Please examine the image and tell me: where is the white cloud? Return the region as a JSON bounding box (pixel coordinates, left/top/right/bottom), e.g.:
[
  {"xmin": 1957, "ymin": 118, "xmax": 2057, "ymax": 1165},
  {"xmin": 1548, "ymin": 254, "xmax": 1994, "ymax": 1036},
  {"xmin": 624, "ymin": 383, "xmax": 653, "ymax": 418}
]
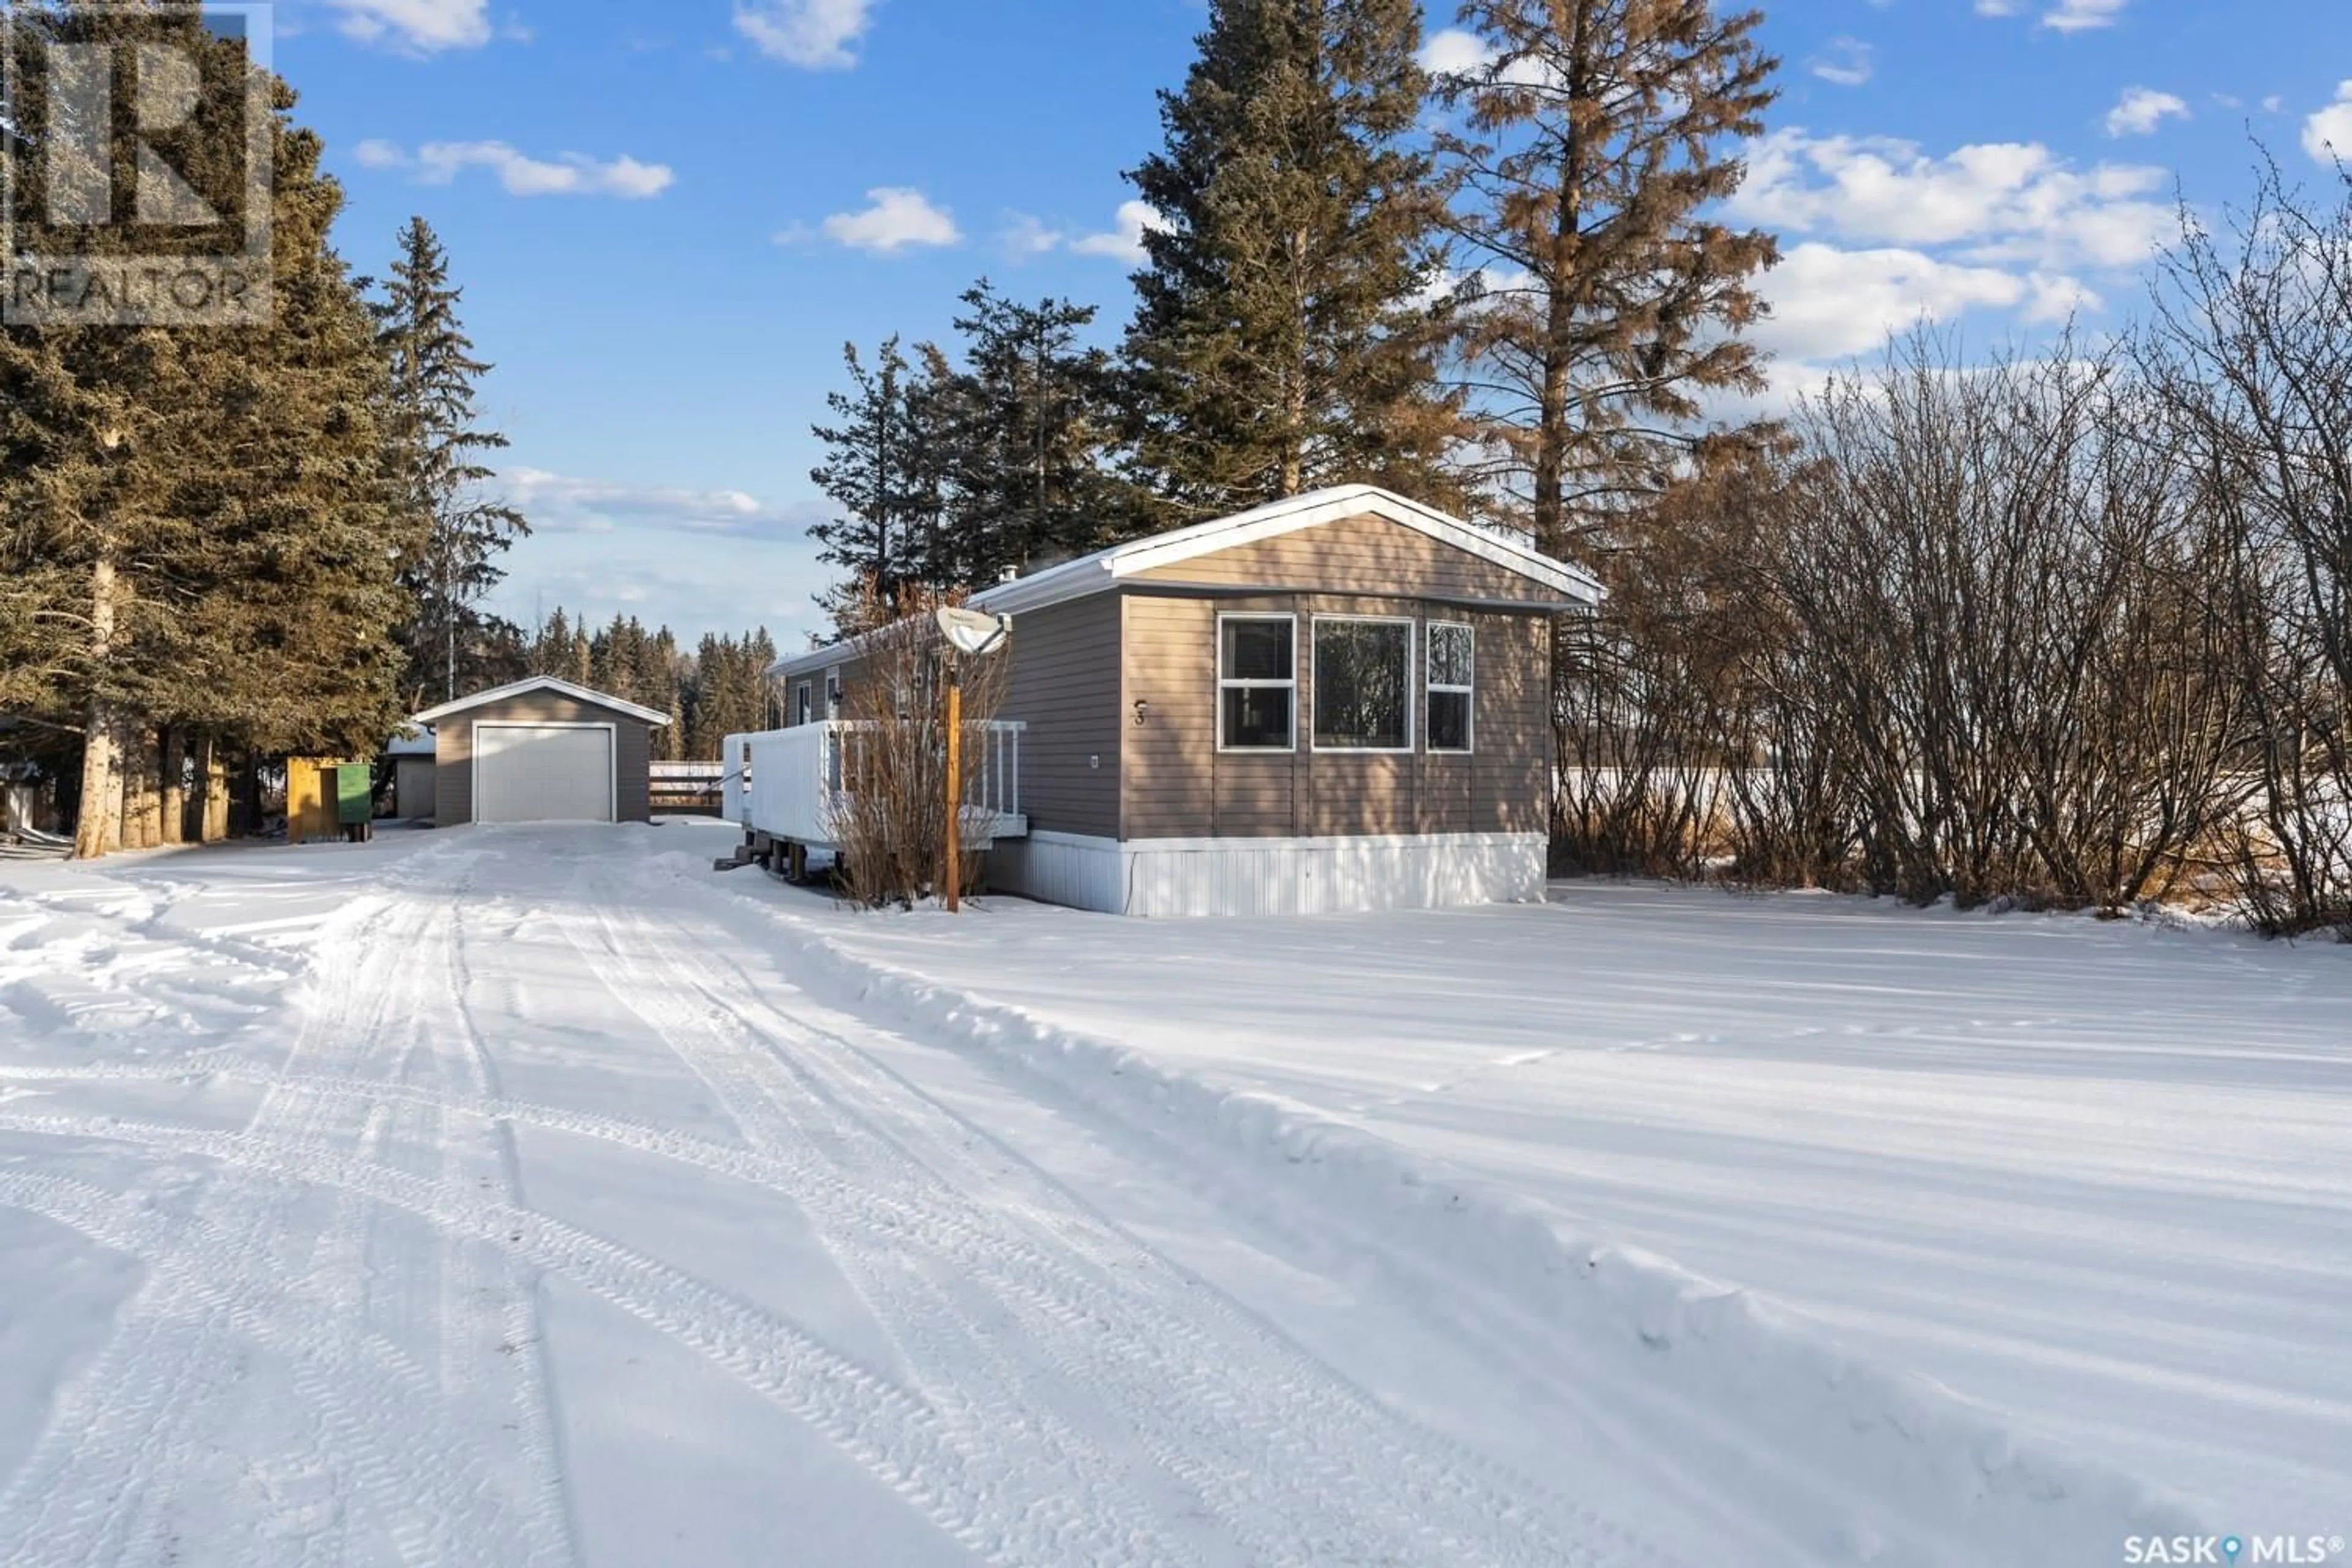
[
  {"xmin": 991, "ymin": 201, "xmax": 1169, "ymax": 264},
  {"xmin": 2042, "ymin": 0, "xmax": 2127, "ymax": 30},
  {"xmin": 361, "ymin": 141, "xmax": 676, "ymax": 199},
  {"xmin": 820, "ymin": 187, "xmax": 961, "ymax": 252},
  {"xmin": 1417, "ymin": 28, "xmax": 1493, "ymax": 78},
  {"xmin": 1809, "ymin": 37, "xmax": 1874, "ymax": 89},
  {"xmin": 1000, "ymin": 214, "xmax": 1065, "ymax": 256},
  {"xmin": 1754, "ymin": 243, "xmax": 2034, "ymax": 361},
  {"xmin": 1413, "ymin": 26, "xmax": 1558, "ymax": 89},
  {"xmin": 2105, "ymin": 86, "xmax": 2188, "ymax": 137},
  {"xmin": 2304, "ymin": 82, "xmax": 2352, "ymax": 165},
  {"xmin": 1071, "ymin": 200, "xmax": 1169, "ymax": 263},
  {"xmin": 1728, "ymin": 128, "xmax": 2175, "ymax": 271},
  {"xmin": 1975, "ymin": 0, "xmax": 2128, "ymax": 29},
  {"xmin": 2262, "ymin": 94, "xmax": 2285, "ymax": 115},
  {"xmin": 327, "ymin": 0, "xmax": 491, "ymax": 51},
  {"xmin": 734, "ymin": 0, "xmax": 875, "ymax": 70},
  {"xmin": 505, "ymin": 469, "xmax": 817, "ymax": 542}
]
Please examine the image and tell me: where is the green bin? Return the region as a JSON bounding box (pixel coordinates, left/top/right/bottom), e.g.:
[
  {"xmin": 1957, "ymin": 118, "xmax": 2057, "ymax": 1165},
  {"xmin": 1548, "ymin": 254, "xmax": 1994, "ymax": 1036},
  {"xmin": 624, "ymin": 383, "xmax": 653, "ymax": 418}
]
[{"xmin": 333, "ymin": 764, "xmax": 375, "ymax": 827}]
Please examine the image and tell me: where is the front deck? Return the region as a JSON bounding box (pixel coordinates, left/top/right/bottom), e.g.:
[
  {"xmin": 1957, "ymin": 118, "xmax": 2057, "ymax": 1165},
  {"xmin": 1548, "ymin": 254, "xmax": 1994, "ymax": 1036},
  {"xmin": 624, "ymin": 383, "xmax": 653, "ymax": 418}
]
[{"xmin": 728, "ymin": 720, "xmax": 1028, "ymax": 855}]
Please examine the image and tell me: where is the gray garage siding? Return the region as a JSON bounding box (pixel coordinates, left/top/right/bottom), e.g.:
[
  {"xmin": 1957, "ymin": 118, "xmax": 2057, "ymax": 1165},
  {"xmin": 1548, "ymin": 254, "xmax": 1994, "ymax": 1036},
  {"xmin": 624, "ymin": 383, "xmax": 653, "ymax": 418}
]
[{"xmin": 434, "ymin": 691, "xmax": 656, "ymax": 827}]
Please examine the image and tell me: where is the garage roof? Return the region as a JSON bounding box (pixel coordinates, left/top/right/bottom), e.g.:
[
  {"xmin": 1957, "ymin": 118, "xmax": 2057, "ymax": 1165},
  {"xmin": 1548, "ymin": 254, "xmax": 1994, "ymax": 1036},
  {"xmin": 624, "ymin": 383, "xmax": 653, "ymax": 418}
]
[{"xmin": 409, "ymin": 676, "xmax": 671, "ymax": 728}]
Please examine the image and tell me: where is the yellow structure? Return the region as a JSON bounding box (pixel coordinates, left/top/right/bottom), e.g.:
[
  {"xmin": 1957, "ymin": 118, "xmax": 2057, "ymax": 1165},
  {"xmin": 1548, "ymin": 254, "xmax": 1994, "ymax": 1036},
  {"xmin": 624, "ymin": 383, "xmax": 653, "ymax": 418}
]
[{"xmin": 285, "ymin": 758, "xmax": 355, "ymax": 845}]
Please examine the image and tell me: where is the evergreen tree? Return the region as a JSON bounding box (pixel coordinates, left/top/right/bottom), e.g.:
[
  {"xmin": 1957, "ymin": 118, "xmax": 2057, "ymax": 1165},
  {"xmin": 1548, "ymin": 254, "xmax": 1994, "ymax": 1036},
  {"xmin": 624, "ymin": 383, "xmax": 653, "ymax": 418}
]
[
  {"xmin": 897, "ymin": 341, "xmax": 964, "ymax": 590},
  {"xmin": 948, "ymin": 281, "xmax": 1126, "ymax": 579},
  {"xmin": 1122, "ymin": 0, "xmax": 1463, "ymax": 517},
  {"xmin": 170, "ymin": 92, "xmax": 414, "ymax": 763},
  {"xmin": 0, "ymin": 11, "xmax": 407, "ymax": 856},
  {"xmin": 371, "ymin": 217, "xmax": 528, "ymax": 707},
  {"xmin": 528, "ymin": 606, "xmax": 575, "ymax": 676},
  {"xmin": 809, "ymin": 337, "xmax": 938, "ymax": 631},
  {"xmin": 1438, "ymin": 0, "xmax": 1779, "ymax": 554}
]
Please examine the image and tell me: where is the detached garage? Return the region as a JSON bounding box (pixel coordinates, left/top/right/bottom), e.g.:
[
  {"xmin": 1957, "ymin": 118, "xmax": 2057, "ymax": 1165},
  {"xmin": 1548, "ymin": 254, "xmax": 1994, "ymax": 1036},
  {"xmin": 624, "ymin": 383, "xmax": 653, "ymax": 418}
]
[{"xmin": 409, "ymin": 677, "xmax": 670, "ymax": 829}]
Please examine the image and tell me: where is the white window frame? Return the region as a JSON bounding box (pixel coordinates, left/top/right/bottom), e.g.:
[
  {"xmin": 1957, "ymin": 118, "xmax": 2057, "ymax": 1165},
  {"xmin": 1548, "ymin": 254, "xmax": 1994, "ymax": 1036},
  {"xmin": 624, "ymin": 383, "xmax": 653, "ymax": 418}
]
[
  {"xmin": 793, "ymin": 681, "xmax": 813, "ymax": 726},
  {"xmin": 1426, "ymin": 620, "xmax": 1475, "ymax": 755},
  {"xmin": 1310, "ymin": 614, "xmax": 1417, "ymax": 755},
  {"xmin": 824, "ymin": 668, "xmax": 844, "ymax": 717},
  {"xmin": 1215, "ymin": 612, "xmax": 1297, "ymax": 755}
]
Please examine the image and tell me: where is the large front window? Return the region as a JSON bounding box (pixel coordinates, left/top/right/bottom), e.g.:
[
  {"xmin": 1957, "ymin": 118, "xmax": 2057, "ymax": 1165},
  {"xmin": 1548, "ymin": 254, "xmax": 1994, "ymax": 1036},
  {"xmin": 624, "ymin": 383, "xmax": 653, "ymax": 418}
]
[
  {"xmin": 1218, "ymin": 615, "xmax": 1295, "ymax": 750},
  {"xmin": 1313, "ymin": 617, "xmax": 1413, "ymax": 752}
]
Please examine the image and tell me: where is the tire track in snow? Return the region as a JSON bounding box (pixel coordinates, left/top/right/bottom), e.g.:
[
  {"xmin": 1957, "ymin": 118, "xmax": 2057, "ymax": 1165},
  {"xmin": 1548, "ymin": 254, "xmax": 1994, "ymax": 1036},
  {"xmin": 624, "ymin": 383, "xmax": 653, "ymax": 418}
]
[
  {"xmin": 554, "ymin": 869, "xmax": 1209, "ymax": 1568},
  {"xmin": 0, "ymin": 1170, "xmax": 561, "ymax": 1568},
  {"xmin": 0, "ymin": 884, "xmax": 423, "ymax": 1568},
  {"xmin": 0, "ymin": 1106, "xmax": 1099, "ymax": 1566},
  {"xmin": 0, "ymin": 843, "xmax": 573, "ymax": 1568},
  {"xmin": 567, "ymin": 860, "xmax": 1664, "ymax": 1567},
  {"xmin": 404, "ymin": 858, "xmax": 576, "ymax": 1567},
  {"xmin": 0, "ymin": 837, "xmax": 1667, "ymax": 1566}
]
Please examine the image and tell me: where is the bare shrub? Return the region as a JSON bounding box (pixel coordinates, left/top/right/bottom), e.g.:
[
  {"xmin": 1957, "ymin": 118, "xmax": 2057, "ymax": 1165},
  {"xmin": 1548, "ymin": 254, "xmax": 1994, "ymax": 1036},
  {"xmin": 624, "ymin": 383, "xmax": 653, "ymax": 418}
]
[
  {"xmin": 823, "ymin": 584, "xmax": 1008, "ymax": 911},
  {"xmin": 1763, "ymin": 337, "xmax": 2250, "ymax": 910},
  {"xmin": 1544, "ymin": 161, "xmax": 2349, "ymax": 935},
  {"xmin": 2139, "ymin": 160, "xmax": 2352, "ymax": 935}
]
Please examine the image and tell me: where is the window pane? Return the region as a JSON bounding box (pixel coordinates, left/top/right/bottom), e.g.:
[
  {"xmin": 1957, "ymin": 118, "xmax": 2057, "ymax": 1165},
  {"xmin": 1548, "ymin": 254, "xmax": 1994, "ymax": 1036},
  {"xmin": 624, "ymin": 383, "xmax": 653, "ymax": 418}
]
[
  {"xmin": 1314, "ymin": 620, "xmax": 1410, "ymax": 749},
  {"xmin": 1221, "ymin": 617, "xmax": 1293, "ymax": 681},
  {"xmin": 1428, "ymin": 690, "xmax": 1471, "ymax": 752},
  {"xmin": 1223, "ymin": 685, "xmax": 1293, "ymax": 749},
  {"xmin": 1429, "ymin": 624, "xmax": 1474, "ymax": 688}
]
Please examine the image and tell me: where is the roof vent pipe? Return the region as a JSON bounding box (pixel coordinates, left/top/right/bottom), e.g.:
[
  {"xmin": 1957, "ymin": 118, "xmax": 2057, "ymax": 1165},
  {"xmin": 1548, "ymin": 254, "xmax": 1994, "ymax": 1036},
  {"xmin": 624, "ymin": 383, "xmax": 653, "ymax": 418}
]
[{"xmin": 999, "ymin": 565, "xmax": 1020, "ymax": 583}]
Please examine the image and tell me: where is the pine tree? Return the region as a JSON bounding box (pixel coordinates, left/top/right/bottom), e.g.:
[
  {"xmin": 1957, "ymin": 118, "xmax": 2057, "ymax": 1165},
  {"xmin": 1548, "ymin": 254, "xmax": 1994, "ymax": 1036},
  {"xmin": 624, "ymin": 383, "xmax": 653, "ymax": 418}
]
[
  {"xmin": 1123, "ymin": 0, "xmax": 1463, "ymax": 517},
  {"xmin": 372, "ymin": 217, "xmax": 528, "ymax": 707},
  {"xmin": 529, "ymin": 606, "xmax": 575, "ymax": 676},
  {"xmin": 948, "ymin": 281, "xmax": 1126, "ymax": 579},
  {"xmin": 809, "ymin": 337, "xmax": 941, "ymax": 631},
  {"xmin": 168, "ymin": 89, "xmax": 413, "ymax": 763},
  {"xmin": 0, "ymin": 11, "xmax": 407, "ymax": 856},
  {"xmin": 1438, "ymin": 0, "xmax": 1779, "ymax": 554}
]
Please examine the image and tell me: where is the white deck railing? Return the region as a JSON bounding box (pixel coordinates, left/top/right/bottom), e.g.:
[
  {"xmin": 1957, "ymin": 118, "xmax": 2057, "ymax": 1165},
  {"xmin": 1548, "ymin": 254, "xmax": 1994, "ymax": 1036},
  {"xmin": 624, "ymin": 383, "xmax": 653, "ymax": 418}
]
[{"xmin": 728, "ymin": 721, "xmax": 1027, "ymax": 851}]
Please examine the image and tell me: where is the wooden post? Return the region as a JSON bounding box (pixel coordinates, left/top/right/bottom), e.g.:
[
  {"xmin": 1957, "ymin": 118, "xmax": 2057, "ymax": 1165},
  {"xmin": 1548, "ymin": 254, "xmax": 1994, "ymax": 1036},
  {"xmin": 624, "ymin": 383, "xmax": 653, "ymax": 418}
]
[{"xmin": 944, "ymin": 654, "xmax": 963, "ymax": 914}]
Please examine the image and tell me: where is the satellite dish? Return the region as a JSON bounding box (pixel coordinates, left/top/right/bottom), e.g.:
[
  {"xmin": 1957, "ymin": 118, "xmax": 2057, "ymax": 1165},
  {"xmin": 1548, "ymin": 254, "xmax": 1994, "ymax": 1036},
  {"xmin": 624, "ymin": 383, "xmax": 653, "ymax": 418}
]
[{"xmin": 935, "ymin": 605, "xmax": 1012, "ymax": 658}]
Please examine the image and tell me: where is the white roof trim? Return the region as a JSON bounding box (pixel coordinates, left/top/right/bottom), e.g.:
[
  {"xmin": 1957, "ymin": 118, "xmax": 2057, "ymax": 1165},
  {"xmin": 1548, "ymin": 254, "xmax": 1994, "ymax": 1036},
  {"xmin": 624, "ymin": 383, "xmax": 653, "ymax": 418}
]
[
  {"xmin": 968, "ymin": 484, "xmax": 1604, "ymax": 618},
  {"xmin": 769, "ymin": 485, "xmax": 1605, "ymax": 680},
  {"xmin": 408, "ymin": 675, "xmax": 671, "ymax": 728}
]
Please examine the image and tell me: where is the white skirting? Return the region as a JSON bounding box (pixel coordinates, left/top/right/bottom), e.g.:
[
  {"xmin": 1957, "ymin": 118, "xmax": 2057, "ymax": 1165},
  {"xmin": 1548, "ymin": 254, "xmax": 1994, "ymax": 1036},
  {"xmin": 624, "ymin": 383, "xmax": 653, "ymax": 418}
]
[{"xmin": 986, "ymin": 830, "xmax": 1547, "ymax": 918}]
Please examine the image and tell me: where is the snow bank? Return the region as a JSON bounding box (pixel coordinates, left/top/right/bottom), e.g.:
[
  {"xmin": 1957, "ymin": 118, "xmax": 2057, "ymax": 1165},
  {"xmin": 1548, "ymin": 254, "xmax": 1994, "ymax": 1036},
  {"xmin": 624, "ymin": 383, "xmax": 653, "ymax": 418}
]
[{"xmin": 673, "ymin": 854, "xmax": 2211, "ymax": 1568}]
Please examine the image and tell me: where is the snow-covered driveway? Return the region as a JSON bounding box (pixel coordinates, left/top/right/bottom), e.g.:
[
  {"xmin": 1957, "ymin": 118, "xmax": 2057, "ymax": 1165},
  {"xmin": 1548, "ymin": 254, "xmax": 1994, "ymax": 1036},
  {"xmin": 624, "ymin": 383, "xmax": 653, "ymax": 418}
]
[{"xmin": 0, "ymin": 827, "xmax": 1670, "ymax": 1568}]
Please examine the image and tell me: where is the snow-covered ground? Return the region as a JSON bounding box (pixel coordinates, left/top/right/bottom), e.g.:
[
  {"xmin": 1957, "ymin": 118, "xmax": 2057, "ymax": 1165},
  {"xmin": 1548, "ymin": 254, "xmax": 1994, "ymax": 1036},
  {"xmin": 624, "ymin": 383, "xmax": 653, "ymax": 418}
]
[
  {"xmin": 0, "ymin": 820, "xmax": 2337, "ymax": 1566},
  {"xmin": 790, "ymin": 855, "xmax": 2352, "ymax": 1544}
]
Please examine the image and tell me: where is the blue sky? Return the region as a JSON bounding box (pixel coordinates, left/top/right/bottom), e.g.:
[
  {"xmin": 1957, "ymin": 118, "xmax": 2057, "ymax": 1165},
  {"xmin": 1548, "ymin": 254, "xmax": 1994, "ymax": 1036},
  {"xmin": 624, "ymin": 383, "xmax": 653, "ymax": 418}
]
[{"xmin": 275, "ymin": 0, "xmax": 2350, "ymax": 649}]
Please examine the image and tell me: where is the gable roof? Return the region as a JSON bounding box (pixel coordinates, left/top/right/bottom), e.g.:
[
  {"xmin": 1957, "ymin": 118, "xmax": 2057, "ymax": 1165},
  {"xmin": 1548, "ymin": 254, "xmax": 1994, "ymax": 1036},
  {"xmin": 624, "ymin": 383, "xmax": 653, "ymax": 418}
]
[
  {"xmin": 971, "ymin": 484, "xmax": 1604, "ymax": 617},
  {"xmin": 408, "ymin": 676, "xmax": 671, "ymax": 728},
  {"xmin": 769, "ymin": 486, "xmax": 1604, "ymax": 680}
]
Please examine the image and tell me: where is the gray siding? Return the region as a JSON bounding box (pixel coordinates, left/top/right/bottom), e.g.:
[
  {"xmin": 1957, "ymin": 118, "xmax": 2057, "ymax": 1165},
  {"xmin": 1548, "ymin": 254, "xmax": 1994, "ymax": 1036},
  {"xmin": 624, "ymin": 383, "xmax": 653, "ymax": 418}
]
[
  {"xmin": 1121, "ymin": 590, "xmax": 1551, "ymax": 841},
  {"xmin": 1000, "ymin": 594, "xmax": 1121, "ymax": 838},
  {"xmin": 434, "ymin": 691, "xmax": 657, "ymax": 826}
]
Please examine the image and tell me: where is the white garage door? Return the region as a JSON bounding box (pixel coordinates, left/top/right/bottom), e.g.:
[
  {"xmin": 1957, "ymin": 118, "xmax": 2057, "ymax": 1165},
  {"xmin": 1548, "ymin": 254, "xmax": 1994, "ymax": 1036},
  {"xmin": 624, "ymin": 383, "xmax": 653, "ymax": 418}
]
[{"xmin": 474, "ymin": 725, "xmax": 614, "ymax": 824}]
